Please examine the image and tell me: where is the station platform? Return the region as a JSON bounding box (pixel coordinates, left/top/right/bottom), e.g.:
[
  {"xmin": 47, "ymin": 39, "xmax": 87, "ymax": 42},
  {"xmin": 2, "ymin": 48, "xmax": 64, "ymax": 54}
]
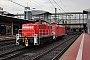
[
  {"xmin": 60, "ymin": 33, "xmax": 90, "ymax": 60},
  {"xmin": 0, "ymin": 35, "xmax": 15, "ymax": 41}
]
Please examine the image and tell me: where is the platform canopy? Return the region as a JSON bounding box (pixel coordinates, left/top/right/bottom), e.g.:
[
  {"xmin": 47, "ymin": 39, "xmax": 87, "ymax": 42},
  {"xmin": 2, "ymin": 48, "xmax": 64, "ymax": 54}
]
[
  {"xmin": 31, "ymin": 10, "xmax": 51, "ymax": 15},
  {"xmin": 0, "ymin": 15, "xmax": 31, "ymax": 24},
  {"xmin": 83, "ymin": 8, "xmax": 90, "ymax": 14}
]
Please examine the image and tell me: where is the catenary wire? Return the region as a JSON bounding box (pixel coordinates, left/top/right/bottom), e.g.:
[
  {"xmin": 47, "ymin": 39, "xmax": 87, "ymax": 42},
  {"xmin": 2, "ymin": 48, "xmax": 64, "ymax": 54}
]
[
  {"xmin": 30, "ymin": 0, "xmax": 53, "ymax": 12},
  {"xmin": 49, "ymin": 0, "xmax": 55, "ymax": 8},
  {"xmin": 59, "ymin": 0, "xmax": 68, "ymax": 11}
]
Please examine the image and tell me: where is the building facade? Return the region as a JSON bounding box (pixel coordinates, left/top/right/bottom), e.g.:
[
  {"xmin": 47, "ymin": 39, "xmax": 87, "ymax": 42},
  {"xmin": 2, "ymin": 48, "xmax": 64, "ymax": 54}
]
[{"xmin": 14, "ymin": 12, "xmax": 87, "ymax": 24}]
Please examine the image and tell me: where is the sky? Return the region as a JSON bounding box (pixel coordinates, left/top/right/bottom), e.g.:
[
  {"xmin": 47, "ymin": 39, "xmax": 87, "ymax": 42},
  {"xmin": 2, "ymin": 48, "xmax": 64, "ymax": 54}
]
[{"xmin": 0, "ymin": 0, "xmax": 90, "ymax": 14}]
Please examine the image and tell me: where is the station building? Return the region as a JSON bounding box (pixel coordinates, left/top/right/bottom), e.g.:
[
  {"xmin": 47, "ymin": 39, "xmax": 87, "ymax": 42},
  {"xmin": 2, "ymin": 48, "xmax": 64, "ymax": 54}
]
[
  {"xmin": 14, "ymin": 11, "xmax": 88, "ymax": 32},
  {"xmin": 14, "ymin": 11, "xmax": 87, "ymax": 24}
]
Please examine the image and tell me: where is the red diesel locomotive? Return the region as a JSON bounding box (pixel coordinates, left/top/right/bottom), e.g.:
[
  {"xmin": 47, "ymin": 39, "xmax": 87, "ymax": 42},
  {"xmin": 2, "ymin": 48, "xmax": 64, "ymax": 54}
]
[{"xmin": 16, "ymin": 20, "xmax": 66, "ymax": 46}]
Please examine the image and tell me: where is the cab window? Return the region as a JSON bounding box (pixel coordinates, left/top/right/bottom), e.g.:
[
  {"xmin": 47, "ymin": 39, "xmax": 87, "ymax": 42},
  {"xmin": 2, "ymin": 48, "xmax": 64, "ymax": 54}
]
[{"xmin": 52, "ymin": 26, "xmax": 54, "ymax": 30}]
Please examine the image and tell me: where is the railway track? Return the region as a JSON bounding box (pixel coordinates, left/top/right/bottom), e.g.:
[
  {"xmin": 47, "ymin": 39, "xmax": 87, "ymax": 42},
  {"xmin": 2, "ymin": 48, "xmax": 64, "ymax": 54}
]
[
  {"xmin": 0, "ymin": 39, "xmax": 25, "ymax": 60},
  {"xmin": 0, "ymin": 34, "xmax": 80, "ymax": 60},
  {"xmin": 0, "ymin": 39, "xmax": 15, "ymax": 47},
  {"xmin": 0, "ymin": 45, "xmax": 24, "ymax": 60},
  {"xmin": 6, "ymin": 36, "xmax": 68, "ymax": 60},
  {"xmin": 9, "ymin": 35, "xmax": 79, "ymax": 60},
  {"xmin": 31, "ymin": 35, "xmax": 79, "ymax": 60}
]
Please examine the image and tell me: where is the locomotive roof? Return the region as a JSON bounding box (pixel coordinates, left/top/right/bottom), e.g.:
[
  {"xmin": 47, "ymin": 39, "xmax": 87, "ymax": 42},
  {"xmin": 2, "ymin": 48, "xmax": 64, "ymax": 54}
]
[
  {"xmin": 31, "ymin": 10, "xmax": 51, "ymax": 15},
  {"xmin": 35, "ymin": 19, "xmax": 50, "ymax": 24}
]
